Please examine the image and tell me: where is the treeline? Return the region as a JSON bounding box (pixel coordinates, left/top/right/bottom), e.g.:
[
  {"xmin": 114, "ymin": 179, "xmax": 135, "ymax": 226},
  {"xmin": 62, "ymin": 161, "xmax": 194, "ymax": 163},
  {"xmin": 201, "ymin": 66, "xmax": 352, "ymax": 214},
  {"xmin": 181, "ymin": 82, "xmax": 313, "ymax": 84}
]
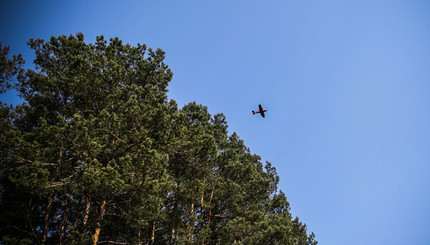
[{"xmin": 0, "ymin": 34, "xmax": 317, "ymax": 244}]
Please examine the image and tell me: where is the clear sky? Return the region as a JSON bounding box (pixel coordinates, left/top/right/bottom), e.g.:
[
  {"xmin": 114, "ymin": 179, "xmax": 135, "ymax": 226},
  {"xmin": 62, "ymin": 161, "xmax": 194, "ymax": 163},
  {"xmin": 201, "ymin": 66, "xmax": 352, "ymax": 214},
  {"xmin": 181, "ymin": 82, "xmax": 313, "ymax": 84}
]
[{"xmin": 1, "ymin": 1, "xmax": 430, "ymax": 244}]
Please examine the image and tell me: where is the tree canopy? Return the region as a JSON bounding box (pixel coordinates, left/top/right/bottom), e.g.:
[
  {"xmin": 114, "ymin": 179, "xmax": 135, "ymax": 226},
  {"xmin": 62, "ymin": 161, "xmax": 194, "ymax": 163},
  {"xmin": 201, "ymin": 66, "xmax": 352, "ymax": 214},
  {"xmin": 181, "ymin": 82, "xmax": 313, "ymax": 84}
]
[{"xmin": 0, "ymin": 33, "xmax": 317, "ymax": 245}]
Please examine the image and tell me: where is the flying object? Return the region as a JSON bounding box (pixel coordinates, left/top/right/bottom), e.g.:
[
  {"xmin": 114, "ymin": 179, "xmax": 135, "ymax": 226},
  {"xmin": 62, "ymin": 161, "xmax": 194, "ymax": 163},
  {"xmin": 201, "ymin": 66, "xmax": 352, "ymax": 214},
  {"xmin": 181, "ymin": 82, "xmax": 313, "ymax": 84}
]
[{"xmin": 252, "ymin": 104, "xmax": 267, "ymax": 118}]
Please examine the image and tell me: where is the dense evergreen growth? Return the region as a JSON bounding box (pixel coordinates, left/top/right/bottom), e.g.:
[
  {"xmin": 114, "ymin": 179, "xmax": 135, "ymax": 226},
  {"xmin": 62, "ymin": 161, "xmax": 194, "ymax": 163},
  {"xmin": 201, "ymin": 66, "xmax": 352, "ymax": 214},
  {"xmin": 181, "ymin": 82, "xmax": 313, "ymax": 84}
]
[{"xmin": 0, "ymin": 34, "xmax": 317, "ymax": 244}]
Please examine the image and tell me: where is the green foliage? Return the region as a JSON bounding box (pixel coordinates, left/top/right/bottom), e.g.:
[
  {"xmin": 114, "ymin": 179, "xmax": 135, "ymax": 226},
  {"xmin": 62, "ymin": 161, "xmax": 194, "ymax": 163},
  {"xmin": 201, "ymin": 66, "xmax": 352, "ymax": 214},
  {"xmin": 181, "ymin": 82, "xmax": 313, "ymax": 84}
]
[
  {"xmin": 0, "ymin": 34, "xmax": 317, "ymax": 244},
  {"xmin": 0, "ymin": 43, "xmax": 24, "ymax": 93}
]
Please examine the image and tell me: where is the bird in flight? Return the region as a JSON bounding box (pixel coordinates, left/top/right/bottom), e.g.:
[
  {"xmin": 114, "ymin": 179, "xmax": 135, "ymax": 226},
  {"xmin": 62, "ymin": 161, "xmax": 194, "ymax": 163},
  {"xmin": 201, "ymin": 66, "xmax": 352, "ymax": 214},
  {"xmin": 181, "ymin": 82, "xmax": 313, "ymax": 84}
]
[{"xmin": 252, "ymin": 104, "xmax": 267, "ymax": 118}]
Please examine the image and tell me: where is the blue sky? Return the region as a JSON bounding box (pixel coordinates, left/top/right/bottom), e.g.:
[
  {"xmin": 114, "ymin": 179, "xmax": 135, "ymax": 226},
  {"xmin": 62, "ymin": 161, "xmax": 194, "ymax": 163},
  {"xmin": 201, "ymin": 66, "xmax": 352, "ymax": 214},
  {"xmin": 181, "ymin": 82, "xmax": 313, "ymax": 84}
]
[{"xmin": 1, "ymin": 1, "xmax": 430, "ymax": 244}]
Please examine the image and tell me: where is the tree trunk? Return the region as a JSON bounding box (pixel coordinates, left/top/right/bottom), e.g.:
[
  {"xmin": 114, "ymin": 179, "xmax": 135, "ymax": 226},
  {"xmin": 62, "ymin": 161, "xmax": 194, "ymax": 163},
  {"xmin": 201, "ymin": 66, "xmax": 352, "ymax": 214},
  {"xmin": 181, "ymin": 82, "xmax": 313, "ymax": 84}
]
[
  {"xmin": 92, "ymin": 199, "xmax": 106, "ymax": 245},
  {"xmin": 26, "ymin": 198, "xmax": 38, "ymax": 241},
  {"xmin": 150, "ymin": 220, "xmax": 156, "ymax": 245},
  {"xmin": 41, "ymin": 190, "xmax": 54, "ymax": 244},
  {"xmin": 199, "ymin": 178, "xmax": 206, "ymax": 245},
  {"xmin": 200, "ymin": 177, "xmax": 205, "ymax": 216},
  {"xmin": 82, "ymin": 195, "xmax": 91, "ymax": 229},
  {"xmin": 170, "ymin": 187, "xmax": 179, "ymax": 245},
  {"xmin": 200, "ymin": 185, "xmax": 215, "ymax": 245},
  {"xmin": 207, "ymin": 187, "xmax": 215, "ymax": 227},
  {"xmin": 137, "ymin": 225, "xmax": 141, "ymax": 245},
  {"xmin": 59, "ymin": 194, "xmax": 69, "ymax": 245},
  {"xmin": 187, "ymin": 200, "xmax": 194, "ymax": 244},
  {"xmin": 201, "ymin": 187, "xmax": 215, "ymax": 245},
  {"xmin": 170, "ymin": 228, "xmax": 176, "ymax": 245}
]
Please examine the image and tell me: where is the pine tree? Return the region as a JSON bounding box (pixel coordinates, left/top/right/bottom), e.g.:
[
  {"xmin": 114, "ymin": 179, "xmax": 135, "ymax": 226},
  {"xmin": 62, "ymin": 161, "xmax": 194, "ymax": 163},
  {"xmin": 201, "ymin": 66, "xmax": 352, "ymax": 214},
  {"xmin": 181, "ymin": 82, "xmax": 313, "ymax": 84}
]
[{"xmin": 0, "ymin": 34, "xmax": 317, "ymax": 244}]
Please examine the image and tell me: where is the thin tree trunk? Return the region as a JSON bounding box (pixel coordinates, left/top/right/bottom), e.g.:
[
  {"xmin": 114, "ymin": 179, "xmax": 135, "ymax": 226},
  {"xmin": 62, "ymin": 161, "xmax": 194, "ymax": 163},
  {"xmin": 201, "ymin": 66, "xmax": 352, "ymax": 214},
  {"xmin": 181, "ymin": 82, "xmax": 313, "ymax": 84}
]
[
  {"xmin": 170, "ymin": 187, "xmax": 179, "ymax": 245},
  {"xmin": 207, "ymin": 187, "xmax": 215, "ymax": 227},
  {"xmin": 138, "ymin": 225, "xmax": 141, "ymax": 245},
  {"xmin": 200, "ymin": 185, "xmax": 215, "ymax": 245},
  {"xmin": 26, "ymin": 198, "xmax": 38, "ymax": 240},
  {"xmin": 187, "ymin": 167, "xmax": 196, "ymax": 244},
  {"xmin": 83, "ymin": 195, "xmax": 91, "ymax": 228},
  {"xmin": 170, "ymin": 227, "xmax": 176, "ymax": 245},
  {"xmin": 92, "ymin": 199, "xmax": 106, "ymax": 245},
  {"xmin": 41, "ymin": 190, "xmax": 54, "ymax": 244},
  {"xmin": 74, "ymin": 218, "xmax": 79, "ymax": 232},
  {"xmin": 150, "ymin": 220, "xmax": 156, "ymax": 245},
  {"xmin": 187, "ymin": 199, "xmax": 194, "ymax": 244},
  {"xmin": 200, "ymin": 177, "xmax": 205, "ymax": 215},
  {"xmin": 199, "ymin": 178, "xmax": 206, "ymax": 245},
  {"xmin": 59, "ymin": 194, "xmax": 69, "ymax": 245}
]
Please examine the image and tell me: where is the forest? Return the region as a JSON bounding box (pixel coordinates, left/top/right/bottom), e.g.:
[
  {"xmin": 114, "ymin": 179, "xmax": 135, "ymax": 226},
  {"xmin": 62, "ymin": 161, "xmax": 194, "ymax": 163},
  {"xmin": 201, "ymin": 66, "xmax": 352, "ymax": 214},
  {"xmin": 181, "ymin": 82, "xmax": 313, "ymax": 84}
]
[{"xmin": 0, "ymin": 33, "xmax": 317, "ymax": 244}]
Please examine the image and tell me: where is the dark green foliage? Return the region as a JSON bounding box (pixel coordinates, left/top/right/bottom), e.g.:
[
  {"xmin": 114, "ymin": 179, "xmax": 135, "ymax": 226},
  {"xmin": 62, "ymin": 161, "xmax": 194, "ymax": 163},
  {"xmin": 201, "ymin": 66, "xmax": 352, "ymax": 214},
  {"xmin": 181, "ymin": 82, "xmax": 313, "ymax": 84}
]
[
  {"xmin": 0, "ymin": 34, "xmax": 317, "ymax": 244},
  {"xmin": 0, "ymin": 43, "xmax": 24, "ymax": 94}
]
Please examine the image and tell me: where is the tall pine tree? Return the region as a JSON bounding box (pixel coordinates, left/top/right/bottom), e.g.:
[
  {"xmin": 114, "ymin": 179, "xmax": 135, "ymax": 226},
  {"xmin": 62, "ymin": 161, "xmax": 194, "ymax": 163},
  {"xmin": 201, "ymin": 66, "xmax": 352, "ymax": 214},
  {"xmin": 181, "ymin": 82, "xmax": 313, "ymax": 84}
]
[{"xmin": 0, "ymin": 34, "xmax": 317, "ymax": 245}]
